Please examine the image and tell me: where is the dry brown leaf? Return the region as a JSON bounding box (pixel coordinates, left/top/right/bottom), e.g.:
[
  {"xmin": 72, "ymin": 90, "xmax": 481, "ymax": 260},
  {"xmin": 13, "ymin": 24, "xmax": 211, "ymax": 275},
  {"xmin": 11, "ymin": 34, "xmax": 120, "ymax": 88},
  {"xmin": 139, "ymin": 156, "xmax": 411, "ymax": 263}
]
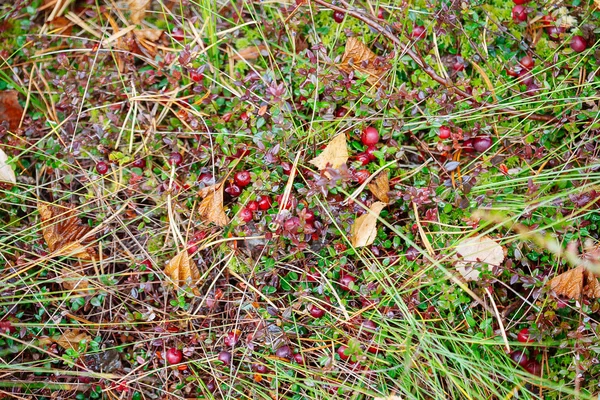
[
  {"xmin": 595, "ymin": 0, "xmax": 600, "ymax": 10},
  {"xmin": 549, "ymin": 266, "xmax": 600, "ymax": 299},
  {"xmin": 60, "ymin": 267, "xmax": 90, "ymax": 293},
  {"xmin": 455, "ymin": 236, "xmax": 504, "ymax": 281},
  {"xmin": 38, "ymin": 202, "xmax": 97, "ymax": 260},
  {"xmin": 351, "ymin": 201, "xmax": 386, "ymax": 248},
  {"xmin": 308, "ymin": 134, "xmax": 349, "ymax": 171},
  {"xmin": 368, "ymin": 172, "xmax": 390, "ymax": 203},
  {"xmin": 127, "ymin": 0, "xmax": 150, "ymax": 25},
  {"xmin": 164, "ymin": 250, "xmax": 201, "ymax": 293},
  {"xmin": 134, "ymin": 28, "xmax": 163, "ymax": 42},
  {"xmin": 55, "ymin": 330, "xmax": 91, "ymax": 351},
  {"xmin": 340, "ymin": 37, "xmax": 387, "ymax": 86},
  {"xmin": 0, "ymin": 148, "xmax": 16, "ymax": 184},
  {"xmin": 0, "ymin": 90, "xmax": 24, "ymax": 132},
  {"xmin": 198, "ymin": 182, "xmax": 229, "ymax": 227},
  {"xmin": 231, "ymin": 45, "xmax": 269, "ymax": 61}
]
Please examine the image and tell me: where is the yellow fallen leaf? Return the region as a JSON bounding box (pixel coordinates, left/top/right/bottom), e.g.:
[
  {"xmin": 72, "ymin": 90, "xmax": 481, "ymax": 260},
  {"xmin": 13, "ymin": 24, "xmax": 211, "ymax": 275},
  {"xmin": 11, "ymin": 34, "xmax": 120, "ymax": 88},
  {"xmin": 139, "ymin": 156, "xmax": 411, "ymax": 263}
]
[
  {"xmin": 549, "ymin": 266, "xmax": 600, "ymax": 299},
  {"xmin": 455, "ymin": 236, "xmax": 504, "ymax": 281},
  {"xmin": 198, "ymin": 182, "xmax": 229, "ymax": 227},
  {"xmin": 127, "ymin": 0, "xmax": 150, "ymax": 25},
  {"xmin": 308, "ymin": 133, "xmax": 349, "ymax": 171},
  {"xmin": 595, "ymin": 0, "xmax": 600, "ymax": 10},
  {"xmin": 55, "ymin": 330, "xmax": 91, "ymax": 351},
  {"xmin": 134, "ymin": 28, "xmax": 163, "ymax": 42},
  {"xmin": 231, "ymin": 45, "xmax": 269, "ymax": 61},
  {"xmin": 164, "ymin": 250, "xmax": 201, "ymax": 293},
  {"xmin": 367, "ymin": 172, "xmax": 390, "ymax": 203},
  {"xmin": 38, "ymin": 202, "xmax": 97, "ymax": 260},
  {"xmin": 0, "ymin": 148, "xmax": 16, "ymax": 184},
  {"xmin": 60, "ymin": 267, "xmax": 90, "ymax": 293},
  {"xmin": 351, "ymin": 201, "xmax": 386, "ymax": 248},
  {"xmin": 340, "ymin": 37, "xmax": 387, "ymax": 86}
]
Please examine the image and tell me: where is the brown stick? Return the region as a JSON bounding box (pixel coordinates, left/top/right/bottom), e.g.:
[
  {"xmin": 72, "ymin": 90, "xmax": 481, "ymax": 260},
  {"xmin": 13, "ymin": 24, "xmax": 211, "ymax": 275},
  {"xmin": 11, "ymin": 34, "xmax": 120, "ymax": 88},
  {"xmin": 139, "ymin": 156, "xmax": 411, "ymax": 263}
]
[{"xmin": 311, "ymin": 0, "xmax": 558, "ymax": 123}]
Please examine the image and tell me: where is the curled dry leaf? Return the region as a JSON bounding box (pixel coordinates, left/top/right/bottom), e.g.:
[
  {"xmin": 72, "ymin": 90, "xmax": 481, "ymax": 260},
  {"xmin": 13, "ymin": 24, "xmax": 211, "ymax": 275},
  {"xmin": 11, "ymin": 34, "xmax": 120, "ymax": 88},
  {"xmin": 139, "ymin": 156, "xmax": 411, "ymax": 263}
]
[
  {"xmin": 60, "ymin": 267, "xmax": 90, "ymax": 293},
  {"xmin": 0, "ymin": 90, "xmax": 24, "ymax": 132},
  {"xmin": 127, "ymin": 0, "xmax": 150, "ymax": 25},
  {"xmin": 308, "ymin": 133, "xmax": 349, "ymax": 171},
  {"xmin": 164, "ymin": 250, "xmax": 201, "ymax": 294},
  {"xmin": 198, "ymin": 182, "xmax": 229, "ymax": 227},
  {"xmin": 55, "ymin": 330, "xmax": 92, "ymax": 351},
  {"xmin": 455, "ymin": 236, "xmax": 504, "ymax": 281},
  {"xmin": 0, "ymin": 148, "xmax": 16, "ymax": 184},
  {"xmin": 38, "ymin": 202, "xmax": 97, "ymax": 260},
  {"xmin": 340, "ymin": 37, "xmax": 388, "ymax": 86},
  {"xmin": 351, "ymin": 201, "xmax": 386, "ymax": 248},
  {"xmin": 231, "ymin": 45, "xmax": 269, "ymax": 61},
  {"xmin": 368, "ymin": 172, "xmax": 390, "ymax": 203},
  {"xmin": 549, "ymin": 266, "xmax": 600, "ymax": 299}
]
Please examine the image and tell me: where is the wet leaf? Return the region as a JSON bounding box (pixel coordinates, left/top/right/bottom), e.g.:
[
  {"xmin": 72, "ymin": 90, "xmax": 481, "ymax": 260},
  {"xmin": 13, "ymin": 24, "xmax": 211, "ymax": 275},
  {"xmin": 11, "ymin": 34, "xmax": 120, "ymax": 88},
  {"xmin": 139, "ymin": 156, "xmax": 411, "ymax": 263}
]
[
  {"xmin": 55, "ymin": 330, "xmax": 91, "ymax": 351},
  {"xmin": 164, "ymin": 250, "xmax": 201, "ymax": 293},
  {"xmin": 231, "ymin": 45, "xmax": 269, "ymax": 61},
  {"xmin": 308, "ymin": 133, "xmax": 349, "ymax": 171},
  {"xmin": 455, "ymin": 236, "xmax": 504, "ymax": 281},
  {"xmin": 198, "ymin": 182, "xmax": 229, "ymax": 227},
  {"xmin": 549, "ymin": 266, "xmax": 600, "ymax": 299},
  {"xmin": 0, "ymin": 90, "xmax": 24, "ymax": 132},
  {"xmin": 340, "ymin": 37, "xmax": 387, "ymax": 86},
  {"xmin": 368, "ymin": 172, "xmax": 390, "ymax": 203},
  {"xmin": 351, "ymin": 201, "xmax": 386, "ymax": 248},
  {"xmin": 0, "ymin": 148, "xmax": 16, "ymax": 184},
  {"xmin": 127, "ymin": 0, "xmax": 150, "ymax": 25},
  {"xmin": 38, "ymin": 202, "xmax": 97, "ymax": 260}
]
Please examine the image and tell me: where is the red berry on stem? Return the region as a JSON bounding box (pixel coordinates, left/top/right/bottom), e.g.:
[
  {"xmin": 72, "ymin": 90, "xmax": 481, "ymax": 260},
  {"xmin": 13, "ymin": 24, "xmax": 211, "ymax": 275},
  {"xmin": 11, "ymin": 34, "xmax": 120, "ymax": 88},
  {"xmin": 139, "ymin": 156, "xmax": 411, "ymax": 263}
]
[
  {"xmin": 132, "ymin": 158, "xmax": 146, "ymax": 169},
  {"xmin": 438, "ymin": 126, "xmax": 451, "ymax": 139},
  {"xmin": 258, "ymin": 196, "xmax": 272, "ymax": 210},
  {"xmin": 224, "ymin": 330, "xmax": 240, "ymax": 347},
  {"xmin": 365, "ymin": 145, "xmax": 377, "ymax": 161},
  {"xmin": 517, "ymin": 328, "xmax": 534, "ymax": 343},
  {"xmin": 293, "ymin": 353, "xmax": 304, "ymax": 364},
  {"xmin": 546, "ymin": 25, "xmax": 564, "ymax": 41},
  {"xmin": 405, "ymin": 246, "xmax": 419, "ymax": 261},
  {"xmin": 190, "ymin": 70, "xmax": 203, "ymax": 83},
  {"xmin": 355, "ymin": 169, "xmax": 370, "ymax": 184},
  {"xmin": 472, "ymin": 136, "xmax": 492, "ymax": 152},
  {"xmin": 361, "ymin": 126, "xmax": 380, "ymax": 145},
  {"xmin": 513, "ymin": 0, "xmax": 529, "ymax": 3},
  {"xmin": 339, "ymin": 274, "xmax": 357, "ymax": 291},
  {"xmin": 525, "ymin": 360, "xmax": 541, "ymax": 375},
  {"xmin": 308, "ymin": 304, "xmax": 326, "ymax": 318},
  {"xmin": 218, "ymin": 351, "xmax": 232, "ymax": 364},
  {"xmin": 510, "ymin": 350, "xmax": 529, "ymax": 367},
  {"xmin": 411, "ymin": 25, "xmax": 426, "ymax": 39},
  {"xmin": 96, "ymin": 161, "xmax": 109, "ymax": 175},
  {"xmin": 225, "ymin": 184, "xmax": 241, "ymax": 197},
  {"xmin": 247, "ymin": 201, "xmax": 259, "ymax": 212},
  {"xmin": 512, "ymin": 5, "xmax": 527, "ymax": 22},
  {"xmin": 571, "ymin": 36, "xmax": 587, "ymax": 53},
  {"xmin": 337, "ymin": 345, "xmax": 350, "ymax": 361},
  {"xmin": 335, "ymin": 107, "xmax": 348, "ymax": 118},
  {"xmin": 166, "ymin": 348, "xmax": 183, "ymax": 365},
  {"xmin": 234, "ymin": 170, "xmax": 252, "ymax": 188},
  {"xmin": 333, "ymin": 11, "xmax": 345, "ymax": 23},
  {"xmin": 276, "ymin": 345, "xmax": 292, "ymax": 359},
  {"xmin": 355, "ymin": 153, "xmax": 371, "ymax": 166},
  {"xmin": 240, "ymin": 111, "xmax": 250, "ymax": 122},
  {"xmin": 517, "ymin": 69, "xmax": 533, "ymax": 85},
  {"xmin": 169, "ymin": 152, "xmax": 183, "ymax": 166},
  {"xmin": 519, "ymin": 55, "xmax": 534, "ymax": 70},
  {"xmin": 239, "ymin": 207, "xmax": 253, "ymax": 223}
]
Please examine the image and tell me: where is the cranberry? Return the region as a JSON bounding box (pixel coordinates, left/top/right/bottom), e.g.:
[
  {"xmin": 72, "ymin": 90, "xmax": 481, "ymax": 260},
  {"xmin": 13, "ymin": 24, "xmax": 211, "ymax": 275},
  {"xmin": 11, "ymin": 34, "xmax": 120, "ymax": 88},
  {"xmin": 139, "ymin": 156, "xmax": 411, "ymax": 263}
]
[
  {"xmin": 525, "ymin": 360, "xmax": 541, "ymax": 375},
  {"xmin": 513, "ymin": 0, "xmax": 529, "ymax": 3},
  {"xmin": 218, "ymin": 351, "xmax": 232, "ymax": 364},
  {"xmin": 506, "ymin": 68, "xmax": 519, "ymax": 77},
  {"xmin": 224, "ymin": 330, "xmax": 240, "ymax": 347},
  {"xmin": 190, "ymin": 70, "xmax": 203, "ymax": 83},
  {"xmin": 166, "ymin": 348, "xmax": 183, "ymax": 365},
  {"xmin": 570, "ymin": 35, "xmax": 587, "ymax": 53},
  {"xmin": 355, "ymin": 153, "xmax": 371, "ymax": 166},
  {"xmin": 303, "ymin": 209, "xmax": 315, "ymax": 223},
  {"xmin": 168, "ymin": 152, "xmax": 183, "ymax": 166},
  {"xmin": 361, "ymin": 319, "xmax": 377, "ymax": 336},
  {"xmin": 275, "ymin": 194, "xmax": 294, "ymax": 209},
  {"xmin": 512, "ymin": 5, "xmax": 527, "ymax": 22},
  {"xmin": 517, "ymin": 328, "xmax": 534, "ymax": 343},
  {"xmin": 354, "ymin": 169, "xmax": 370, "ymax": 184},
  {"xmin": 335, "ymin": 107, "xmax": 348, "ymax": 118},
  {"xmin": 462, "ymin": 139, "xmax": 475, "ymax": 153},
  {"xmin": 257, "ymin": 196, "xmax": 272, "ymax": 210},
  {"xmin": 546, "ymin": 25, "xmax": 564, "ymax": 41},
  {"xmin": 519, "ymin": 55, "xmax": 534, "ymax": 70},
  {"xmin": 275, "ymin": 345, "xmax": 292, "ymax": 359},
  {"xmin": 524, "ymin": 83, "xmax": 539, "ymax": 97},
  {"xmin": 225, "ymin": 184, "xmax": 241, "ymax": 197},
  {"xmin": 96, "ymin": 161, "xmax": 109, "ymax": 175},
  {"xmin": 339, "ymin": 274, "xmax": 357, "ymax": 291},
  {"xmin": 333, "ymin": 11, "xmax": 345, "ymax": 23},
  {"xmin": 517, "ymin": 69, "xmax": 533, "ymax": 85},
  {"xmin": 405, "ymin": 246, "xmax": 419, "ymax": 261},
  {"xmin": 171, "ymin": 28, "xmax": 185, "ymax": 41},
  {"xmin": 253, "ymin": 364, "xmax": 268, "ymax": 373},
  {"xmin": 472, "ymin": 136, "xmax": 492, "ymax": 152},
  {"xmin": 239, "ymin": 207, "xmax": 253, "ymax": 223},
  {"xmin": 510, "ymin": 350, "xmax": 529, "ymax": 367},
  {"xmin": 337, "ymin": 345, "xmax": 350, "ymax": 361},
  {"xmin": 247, "ymin": 201, "xmax": 259, "ymax": 212},
  {"xmin": 293, "ymin": 353, "xmax": 304, "ymax": 364},
  {"xmin": 361, "ymin": 126, "xmax": 380, "ymax": 145},
  {"xmin": 452, "ymin": 61, "xmax": 465, "ymax": 72},
  {"xmin": 365, "ymin": 145, "xmax": 377, "ymax": 161},
  {"xmin": 239, "ymin": 111, "xmax": 250, "ymax": 122},
  {"xmin": 132, "ymin": 158, "xmax": 146, "ymax": 169},
  {"xmin": 198, "ymin": 172, "xmax": 214, "ymax": 185},
  {"xmin": 438, "ymin": 126, "xmax": 451, "ymax": 139},
  {"xmin": 281, "ymin": 162, "xmax": 292, "ymax": 175},
  {"xmin": 206, "ymin": 380, "xmax": 216, "ymax": 392},
  {"xmin": 308, "ymin": 304, "xmax": 326, "ymax": 318},
  {"xmin": 234, "ymin": 170, "xmax": 252, "ymax": 187},
  {"xmin": 411, "ymin": 25, "xmax": 426, "ymax": 40},
  {"xmin": 187, "ymin": 243, "xmax": 198, "ymax": 254}
]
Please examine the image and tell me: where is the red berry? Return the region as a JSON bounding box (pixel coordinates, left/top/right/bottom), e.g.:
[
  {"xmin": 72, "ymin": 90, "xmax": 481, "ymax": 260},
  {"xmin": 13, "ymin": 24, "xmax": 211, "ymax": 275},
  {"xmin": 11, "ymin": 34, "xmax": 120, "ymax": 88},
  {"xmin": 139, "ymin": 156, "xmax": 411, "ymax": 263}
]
[
  {"xmin": 275, "ymin": 194, "xmax": 294, "ymax": 210},
  {"xmin": 365, "ymin": 145, "xmax": 378, "ymax": 161},
  {"xmin": 354, "ymin": 169, "xmax": 370, "ymax": 184},
  {"xmin": 512, "ymin": 5, "xmax": 527, "ymax": 22},
  {"xmin": 453, "ymin": 61, "xmax": 465, "ymax": 72},
  {"xmin": 234, "ymin": 170, "xmax": 252, "ymax": 187},
  {"xmin": 166, "ymin": 348, "xmax": 183, "ymax": 365},
  {"xmin": 247, "ymin": 201, "xmax": 259, "ymax": 212},
  {"xmin": 517, "ymin": 328, "xmax": 534, "ymax": 343},
  {"xmin": 224, "ymin": 330, "xmax": 240, "ymax": 347},
  {"xmin": 377, "ymin": 8, "xmax": 384, "ymax": 19},
  {"xmin": 355, "ymin": 153, "xmax": 371, "ymax": 166},
  {"xmin": 361, "ymin": 319, "xmax": 377, "ymax": 336},
  {"xmin": 293, "ymin": 353, "xmax": 304, "ymax": 364},
  {"xmin": 462, "ymin": 139, "xmax": 475, "ymax": 153},
  {"xmin": 524, "ymin": 83, "xmax": 540, "ymax": 97},
  {"xmin": 187, "ymin": 243, "xmax": 198, "ymax": 254},
  {"xmin": 132, "ymin": 158, "xmax": 146, "ymax": 169},
  {"xmin": 276, "ymin": 345, "xmax": 292, "ymax": 359},
  {"xmin": 168, "ymin": 152, "xmax": 183, "ymax": 166},
  {"xmin": 411, "ymin": 25, "xmax": 426, "ymax": 39},
  {"xmin": 335, "ymin": 107, "xmax": 348, "ymax": 118},
  {"xmin": 519, "ymin": 55, "xmax": 534, "ymax": 70},
  {"xmin": 472, "ymin": 136, "xmax": 492, "ymax": 152},
  {"xmin": 303, "ymin": 209, "xmax": 315, "ymax": 224},
  {"xmin": 405, "ymin": 246, "xmax": 419, "ymax": 261},
  {"xmin": 525, "ymin": 360, "xmax": 541, "ymax": 375},
  {"xmin": 570, "ymin": 35, "xmax": 587, "ymax": 53},
  {"xmin": 172, "ymin": 28, "xmax": 185, "ymax": 41},
  {"xmin": 240, "ymin": 111, "xmax": 250, "ymax": 122},
  {"xmin": 225, "ymin": 184, "xmax": 241, "ymax": 197},
  {"xmin": 545, "ymin": 25, "xmax": 564, "ymax": 41},
  {"xmin": 337, "ymin": 345, "xmax": 350, "ymax": 361},
  {"xmin": 517, "ymin": 69, "xmax": 533, "ymax": 85},
  {"xmin": 513, "ymin": 0, "xmax": 529, "ymax": 3},
  {"xmin": 253, "ymin": 363, "xmax": 268, "ymax": 373},
  {"xmin": 258, "ymin": 196, "xmax": 272, "ymax": 210},
  {"xmin": 510, "ymin": 350, "xmax": 529, "ymax": 367},
  {"xmin": 333, "ymin": 10, "xmax": 345, "ymax": 23},
  {"xmin": 239, "ymin": 207, "xmax": 253, "ymax": 223},
  {"xmin": 281, "ymin": 162, "xmax": 292, "ymax": 175},
  {"xmin": 96, "ymin": 161, "xmax": 109, "ymax": 175},
  {"xmin": 218, "ymin": 351, "xmax": 232, "ymax": 364},
  {"xmin": 308, "ymin": 304, "xmax": 326, "ymax": 318},
  {"xmin": 339, "ymin": 274, "xmax": 357, "ymax": 291},
  {"xmin": 438, "ymin": 126, "xmax": 451, "ymax": 139},
  {"xmin": 206, "ymin": 380, "xmax": 216, "ymax": 392},
  {"xmin": 361, "ymin": 126, "xmax": 380, "ymax": 145},
  {"xmin": 190, "ymin": 70, "xmax": 203, "ymax": 83},
  {"xmin": 198, "ymin": 172, "xmax": 214, "ymax": 185}
]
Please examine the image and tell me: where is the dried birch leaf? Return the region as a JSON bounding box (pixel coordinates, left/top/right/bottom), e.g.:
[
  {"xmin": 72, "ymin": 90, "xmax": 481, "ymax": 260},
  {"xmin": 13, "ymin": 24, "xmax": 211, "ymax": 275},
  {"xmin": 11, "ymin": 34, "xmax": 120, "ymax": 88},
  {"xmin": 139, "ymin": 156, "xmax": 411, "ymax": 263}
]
[
  {"xmin": 351, "ymin": 201, "xmax": 386, "ymax": 248},
  {"xmin": 0, "ymin": 90, "xmax": 24, "ymax": 132},
  {"xmin": 164, "ymin": 250, "xmax": 201, "ymax": 293},
  {"xmin": 38, "ymin": 202, "xmax": 97, "ymax": 260},
  {"xmin": 340, "ymin": 37, "xmax": 387, "ymax": 86},
  {"xmin": 55, "ymin": 330, "xmax": 91, "ymax": 351},
  {"xmin": 198, "ymin": 182, "xmax": 229, "ymax": 227},
  {"xmin": 0, "ymin": 148, "xmax": 16, "ymax": 184},
  {"xmin": 127, "ymin": 0, "xmax": 150, "ymax": 25},
  {"xmin": 60, "ymin": 267, "xmax": 90, "ymax": 293},
  {"xmin": 455, "ymin": 236, "xmax": 504, "ymax": 281},
  {"xmin": 549, "ymin": 266, "xmax": 600, "ymax": 299},
  {"xmin": 134, "ymin": 28, "xmax": 163, "ymax": 42},
  {"xmin": 231, "ymin": 45, "xmax": 269, "ymax": 61},
  {"xmin": 308, "ymin": 134, "xmax": 349, "ymax": 171},
  {"xmin": 367, "ymin": 172, "xmax": 390, "ymax": 203}
]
